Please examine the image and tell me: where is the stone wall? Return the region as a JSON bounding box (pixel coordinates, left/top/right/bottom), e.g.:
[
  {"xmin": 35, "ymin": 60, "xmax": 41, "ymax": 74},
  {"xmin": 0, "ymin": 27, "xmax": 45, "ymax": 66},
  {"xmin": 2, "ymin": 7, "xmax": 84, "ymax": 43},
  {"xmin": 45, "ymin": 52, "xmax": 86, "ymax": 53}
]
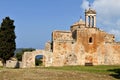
[
  {"xmin": 45, "ymin": 41, "xmax": 51, "ymax": 52},
  {"xmin": 21, "ymin": 28, "xmax": 120, "ymax": 68},
  {"xmin": 52, "ymin": 41, "xmax": 75, "ymax": 66},
  {"xmin": 21, "ymin": 24, "xmax": 120, "ymax": 68},
  {"xmin": 6, "ymin": 60, "xmax": 19, "ymax": 68},
  {"xmin": 21, "ymin": 50, "xmax": 53, "ymax": 68},
  {"xmin": 0, "ymin": 60, "xmax": 3, "ymax": 66},
  {"xmin": 51, "ymin": 27, "xmax": 120, "ymax": 66},
  {"xmin": 104, "ymin": 34, "xmax": 115, "ymax": 43},
  {"xmin": 52, "ymin": 31, "xmax": 73, "ymax": 41}
]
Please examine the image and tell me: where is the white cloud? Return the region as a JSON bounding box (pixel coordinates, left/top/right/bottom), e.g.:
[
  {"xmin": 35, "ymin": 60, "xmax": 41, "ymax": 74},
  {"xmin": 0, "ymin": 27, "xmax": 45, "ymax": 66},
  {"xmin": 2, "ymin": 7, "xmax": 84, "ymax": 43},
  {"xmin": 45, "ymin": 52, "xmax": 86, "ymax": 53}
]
[
  {"xmin": 93, "ymin": 0, "xmax": 120, "ymax": 20},
  {"xmin": 81, "ymin": 0, "xmax": 89, "ymax": 10},
  {"xmin": 81, "ymin": 0, "xmax": 120, "ymax": 41}
]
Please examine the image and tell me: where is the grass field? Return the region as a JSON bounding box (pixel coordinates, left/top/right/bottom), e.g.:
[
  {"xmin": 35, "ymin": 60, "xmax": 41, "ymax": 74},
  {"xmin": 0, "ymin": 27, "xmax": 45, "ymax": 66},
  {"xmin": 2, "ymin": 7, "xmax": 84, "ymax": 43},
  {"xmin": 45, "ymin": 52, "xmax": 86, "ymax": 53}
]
[{"xmin": 0, "ymin": 65, "xmax": 120, "ymax": 80}]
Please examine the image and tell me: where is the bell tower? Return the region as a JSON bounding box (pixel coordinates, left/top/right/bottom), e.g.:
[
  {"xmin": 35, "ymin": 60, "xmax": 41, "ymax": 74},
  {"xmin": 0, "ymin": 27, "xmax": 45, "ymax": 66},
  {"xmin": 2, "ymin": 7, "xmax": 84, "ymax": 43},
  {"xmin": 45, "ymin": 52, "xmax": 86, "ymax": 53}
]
[{"xmin": 85, "ymin": 7, "xmax": 96, "ymax": 28}]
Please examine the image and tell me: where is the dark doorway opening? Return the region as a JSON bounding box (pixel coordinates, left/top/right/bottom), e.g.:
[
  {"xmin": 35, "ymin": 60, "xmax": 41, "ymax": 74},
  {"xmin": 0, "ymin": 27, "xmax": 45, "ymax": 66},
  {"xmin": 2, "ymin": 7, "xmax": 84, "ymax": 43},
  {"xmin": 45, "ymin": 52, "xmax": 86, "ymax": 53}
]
[{"xmin": 35, "ymin": 55, "xmax": 43, "ymax": 66}]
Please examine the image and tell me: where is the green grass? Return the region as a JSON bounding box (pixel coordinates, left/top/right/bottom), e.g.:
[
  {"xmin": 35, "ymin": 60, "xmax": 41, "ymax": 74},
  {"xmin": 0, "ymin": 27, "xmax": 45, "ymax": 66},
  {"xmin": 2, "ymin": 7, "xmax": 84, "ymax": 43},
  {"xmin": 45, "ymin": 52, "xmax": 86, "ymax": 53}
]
[
  {"xmin": 0, "ymin": 66, "xmax": 3, "ymax": 69},
  {"xmin": 0, "ymin": 65, "xmax": 120, "ymax": 80},
  {"xmin": 45, "ymin": 65, "xmax": 120, "ymax": 74}
]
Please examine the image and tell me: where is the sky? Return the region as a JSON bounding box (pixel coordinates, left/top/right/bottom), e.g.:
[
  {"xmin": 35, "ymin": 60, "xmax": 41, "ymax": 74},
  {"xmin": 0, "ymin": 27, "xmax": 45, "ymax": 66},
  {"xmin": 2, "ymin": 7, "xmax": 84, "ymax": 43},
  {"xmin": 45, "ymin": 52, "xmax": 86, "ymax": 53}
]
[{"xmin": 0, "ymin": 0, "xmax": 120, "ymax": 49}]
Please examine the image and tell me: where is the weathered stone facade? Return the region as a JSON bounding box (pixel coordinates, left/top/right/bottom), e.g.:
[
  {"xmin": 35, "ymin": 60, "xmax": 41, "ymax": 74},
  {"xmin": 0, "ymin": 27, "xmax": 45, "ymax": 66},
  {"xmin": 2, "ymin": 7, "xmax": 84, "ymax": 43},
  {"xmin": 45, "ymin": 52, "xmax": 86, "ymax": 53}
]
[
  {"xmin": 6, "ymin": 58, "xmax": 19, "ymax": 68},
  {"xmin": 0, "ymin": 60, "xmax": 3, "ymax": 66},
  {"xmin": 22, "ymin": 8, "xmax": 120, "ymax": 68},
  {"xmin": 6, "ymin": 60, "xmax": 19, "ymax": 68},
  {"xmin": 21, "ymin": 50, "xmax": 53, "ymax": 68}
]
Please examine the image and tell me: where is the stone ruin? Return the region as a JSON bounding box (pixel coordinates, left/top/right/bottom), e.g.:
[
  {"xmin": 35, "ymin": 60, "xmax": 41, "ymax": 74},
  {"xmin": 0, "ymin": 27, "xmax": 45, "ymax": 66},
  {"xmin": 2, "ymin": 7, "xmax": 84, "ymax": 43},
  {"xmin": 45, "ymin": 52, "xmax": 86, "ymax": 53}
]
[
  {"xmin": 0, "ymin": 60, "xmax": 3, "ymax": 67},
  {"xmin": 21, "ymin": 8, "xmax": 120, "ymax": 68},
  {"xmin": 21, "ymin": 50, "xmax": 53, "ymax": 68}
]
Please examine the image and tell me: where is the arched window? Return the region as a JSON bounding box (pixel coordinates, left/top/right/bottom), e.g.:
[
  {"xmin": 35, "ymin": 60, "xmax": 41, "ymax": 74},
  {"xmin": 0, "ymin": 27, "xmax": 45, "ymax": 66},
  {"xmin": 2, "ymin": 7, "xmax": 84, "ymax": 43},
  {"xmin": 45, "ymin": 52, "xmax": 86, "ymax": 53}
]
[{"xmin": 89, "ymin": 37, "xmax": 93, "ymax": 43}]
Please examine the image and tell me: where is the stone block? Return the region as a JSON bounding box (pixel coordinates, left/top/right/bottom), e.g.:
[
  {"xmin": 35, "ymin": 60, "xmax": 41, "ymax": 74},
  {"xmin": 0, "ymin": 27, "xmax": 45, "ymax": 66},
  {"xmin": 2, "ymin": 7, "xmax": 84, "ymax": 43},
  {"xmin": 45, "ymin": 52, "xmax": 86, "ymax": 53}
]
[{"xmin": 6, "ymin": 60, "xmax": 19, "ymax": 68}]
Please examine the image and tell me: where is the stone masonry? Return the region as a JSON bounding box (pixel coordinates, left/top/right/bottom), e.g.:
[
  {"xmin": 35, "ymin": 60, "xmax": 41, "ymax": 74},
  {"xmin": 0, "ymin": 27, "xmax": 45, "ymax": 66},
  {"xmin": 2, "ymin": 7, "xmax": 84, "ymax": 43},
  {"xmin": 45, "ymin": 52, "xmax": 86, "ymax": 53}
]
[
  {"xmin": 22, "ymin": 8, "xmax": 120, "ymax": 68},
  {"xmin": 22, "ymin": 50, "xmax": 53, "ymax": 68},
  {"xmin": 0, "ymin": 60, "xmax": 3, "ymax": 66}
]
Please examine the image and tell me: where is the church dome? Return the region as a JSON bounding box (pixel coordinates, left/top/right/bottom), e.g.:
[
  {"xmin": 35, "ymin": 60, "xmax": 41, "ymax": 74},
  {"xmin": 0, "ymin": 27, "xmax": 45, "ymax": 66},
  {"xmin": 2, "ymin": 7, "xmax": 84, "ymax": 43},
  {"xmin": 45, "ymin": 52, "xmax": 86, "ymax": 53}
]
[
  {"xmin": 71, "ymin": 19, "xmax": 85, "ymax": 32},
  {"xmin": 72, "ymin": 19, "xmax": 85, "ymax": 26}
]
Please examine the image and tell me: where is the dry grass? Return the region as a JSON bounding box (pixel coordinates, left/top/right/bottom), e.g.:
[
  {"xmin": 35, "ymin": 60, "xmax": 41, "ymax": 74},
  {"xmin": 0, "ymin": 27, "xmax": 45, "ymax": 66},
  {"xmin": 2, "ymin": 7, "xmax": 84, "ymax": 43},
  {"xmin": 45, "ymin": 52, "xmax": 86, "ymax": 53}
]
[{"xmin": 0, "ymin": 66, "xmax": 120, "ymax": 80}]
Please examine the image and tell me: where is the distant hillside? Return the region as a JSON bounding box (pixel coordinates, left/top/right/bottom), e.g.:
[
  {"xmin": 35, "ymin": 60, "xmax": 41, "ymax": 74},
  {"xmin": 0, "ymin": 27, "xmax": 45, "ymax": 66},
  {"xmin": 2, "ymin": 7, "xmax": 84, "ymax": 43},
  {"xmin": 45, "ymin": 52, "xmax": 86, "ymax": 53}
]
[
  {"xmin": 14, "ymin": 48, "xmax": 36, "ymax": 54},
  {"xmin": 14, "ymin": 48, "xmax": 23, "ymax": 54},
  {"xmin": 15, "ymin": 48, "xmax": 42, "ymax": 59}
]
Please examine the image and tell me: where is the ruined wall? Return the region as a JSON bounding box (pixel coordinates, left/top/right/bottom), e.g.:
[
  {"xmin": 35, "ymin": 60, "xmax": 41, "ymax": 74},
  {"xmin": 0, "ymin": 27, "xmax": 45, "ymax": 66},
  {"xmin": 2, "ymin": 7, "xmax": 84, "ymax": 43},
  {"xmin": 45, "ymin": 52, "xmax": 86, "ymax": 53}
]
[
  {"xmin": 51, "ymin": 27, "xmax": 120, "ymax": 66},
  {"xmin": 104, "ymin": 34, "xmax": 115, "ymax": 43},
  {"xmin": 0, "ymin": 60, "xmax": 3, "ymax": 66},
  {"xmin": 75, "ymin": 28, "xmax": 120, "ymax": 65},
  {"xmin": 108, "ymin": 43, "xmax": 120, "ymax": 64},
  {"xmin": 52, "ymin": 41, "xmax": 76, "ymax": 66},
  {"xmin": 52, "ymin": 31, "xmax": 77, "ymax": 66},
  {"xmin": 21, "ymin": 28, "xmax": 120, "ymax": 68},
  {"xmin": 76, "ymin": 28, "xmax": 105, "ymax": 53},
  {"xmin": 74, "ymin": 28, "xmax": 106, "ymax": 65},
  {"xmin": 45, "ymin": 41, "xmax": 51, "ymax": 52},
  {"xmin": 21, "ymin": 8, "xmax": 120, "ymax": 68},
  {"xmin": 21, "ymin": 50, "xmax": 53, "ymax": 68},
  {"xmin": 52, "ymin": 31, "xmax": 73, "ymax": 41},
  {"xmin": 6, "ymin": 60, "xmax": 19, "ymax": 68},
  {"xmin": 97, "ymin": 43, "xmax": 120, "ymax": 65}
]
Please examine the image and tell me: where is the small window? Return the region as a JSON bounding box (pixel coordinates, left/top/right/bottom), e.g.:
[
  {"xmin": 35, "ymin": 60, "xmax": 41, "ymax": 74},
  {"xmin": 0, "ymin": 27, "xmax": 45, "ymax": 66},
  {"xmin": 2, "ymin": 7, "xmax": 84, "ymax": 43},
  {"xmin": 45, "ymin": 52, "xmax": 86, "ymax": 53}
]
[
  {"xmin": 71, "ymin": 42, "xmax": 74, "ymax": 44},
  {"xmin": 89, "ymin": 37, "xmax": 93, "ymax": 43},
  {"xmin": 69, "ymin": 54, "xmax": 72, "ymax": 57}
]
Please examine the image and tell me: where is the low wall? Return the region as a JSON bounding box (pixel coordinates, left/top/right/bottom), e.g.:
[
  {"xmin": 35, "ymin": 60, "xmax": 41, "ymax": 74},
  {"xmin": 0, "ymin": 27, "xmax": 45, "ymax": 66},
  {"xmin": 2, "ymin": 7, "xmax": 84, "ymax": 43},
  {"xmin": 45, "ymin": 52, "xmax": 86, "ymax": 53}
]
[
  {"xmin": 0, "ymin": 61, "xmax": 3, "ymax": 66},
  {"xmin": 6, "ymin": 60, "xmax": 19, "ymax": 68}
]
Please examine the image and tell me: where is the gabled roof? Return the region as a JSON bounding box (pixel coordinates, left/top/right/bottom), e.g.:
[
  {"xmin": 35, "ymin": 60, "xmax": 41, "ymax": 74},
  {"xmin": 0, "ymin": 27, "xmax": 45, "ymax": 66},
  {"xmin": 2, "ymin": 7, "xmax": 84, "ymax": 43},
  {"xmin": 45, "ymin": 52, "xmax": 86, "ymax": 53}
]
[{"xmin": 85, "ymin": 8, "xmax": 96, "ymax": 14}]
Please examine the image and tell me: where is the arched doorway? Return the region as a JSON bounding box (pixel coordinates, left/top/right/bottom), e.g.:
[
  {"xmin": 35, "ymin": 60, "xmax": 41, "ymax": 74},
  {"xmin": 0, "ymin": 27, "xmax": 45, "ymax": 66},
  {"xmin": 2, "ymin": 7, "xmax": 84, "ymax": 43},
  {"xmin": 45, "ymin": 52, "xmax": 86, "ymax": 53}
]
[
  {"xmin": 21, "ymin": 50, "xmax": 53, "ymax": 68},
  {"xmin": 35, "ymin": 55, "xmax": 44, "ymax": 66}
]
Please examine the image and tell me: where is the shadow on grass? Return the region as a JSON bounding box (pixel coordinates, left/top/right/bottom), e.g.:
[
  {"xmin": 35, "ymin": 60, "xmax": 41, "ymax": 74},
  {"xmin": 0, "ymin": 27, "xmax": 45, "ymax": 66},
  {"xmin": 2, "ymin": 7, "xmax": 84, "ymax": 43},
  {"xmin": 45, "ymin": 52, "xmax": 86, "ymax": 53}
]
[{"xmin": 108, "ymin": 68, "xmax": 120, "ymax": 79}]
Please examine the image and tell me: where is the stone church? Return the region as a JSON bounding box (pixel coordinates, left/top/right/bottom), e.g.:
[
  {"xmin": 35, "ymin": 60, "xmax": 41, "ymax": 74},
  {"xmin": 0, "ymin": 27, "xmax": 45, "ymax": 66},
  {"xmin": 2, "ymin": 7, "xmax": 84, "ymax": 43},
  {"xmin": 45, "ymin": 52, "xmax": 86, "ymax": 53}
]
[{"xmin": 22, "ymin": 8, "xmax": 120, "ymax": 68}]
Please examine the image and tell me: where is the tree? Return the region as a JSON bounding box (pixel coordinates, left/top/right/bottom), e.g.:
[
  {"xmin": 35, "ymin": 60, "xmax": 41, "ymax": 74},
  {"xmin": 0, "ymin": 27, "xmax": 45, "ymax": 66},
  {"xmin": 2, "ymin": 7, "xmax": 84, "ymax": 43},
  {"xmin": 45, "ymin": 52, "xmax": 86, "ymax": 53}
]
[
  {"xmin": 16, "ymin": 48, "xmax": 35, "ymax": 61},
  {"xmin": 0, "ymin": 17, "xmax": 16, "ymax": 66}
]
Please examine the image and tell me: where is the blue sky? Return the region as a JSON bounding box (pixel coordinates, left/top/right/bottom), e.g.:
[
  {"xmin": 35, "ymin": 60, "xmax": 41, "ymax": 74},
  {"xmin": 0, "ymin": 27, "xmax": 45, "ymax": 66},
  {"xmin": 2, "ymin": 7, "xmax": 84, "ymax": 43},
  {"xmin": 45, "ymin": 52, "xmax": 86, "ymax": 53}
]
[{"xmin": 0, "ymin": 0, "xmax": 120, "ymax": 49}]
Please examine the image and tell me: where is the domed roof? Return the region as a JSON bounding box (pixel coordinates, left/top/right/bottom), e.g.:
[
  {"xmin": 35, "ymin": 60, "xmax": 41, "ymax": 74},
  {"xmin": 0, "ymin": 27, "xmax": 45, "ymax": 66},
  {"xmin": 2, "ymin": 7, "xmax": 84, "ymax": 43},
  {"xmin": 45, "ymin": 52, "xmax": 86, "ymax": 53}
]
[{"xmin": 72, "ymin": 19, "xmax": 85, "ymax": 26}]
